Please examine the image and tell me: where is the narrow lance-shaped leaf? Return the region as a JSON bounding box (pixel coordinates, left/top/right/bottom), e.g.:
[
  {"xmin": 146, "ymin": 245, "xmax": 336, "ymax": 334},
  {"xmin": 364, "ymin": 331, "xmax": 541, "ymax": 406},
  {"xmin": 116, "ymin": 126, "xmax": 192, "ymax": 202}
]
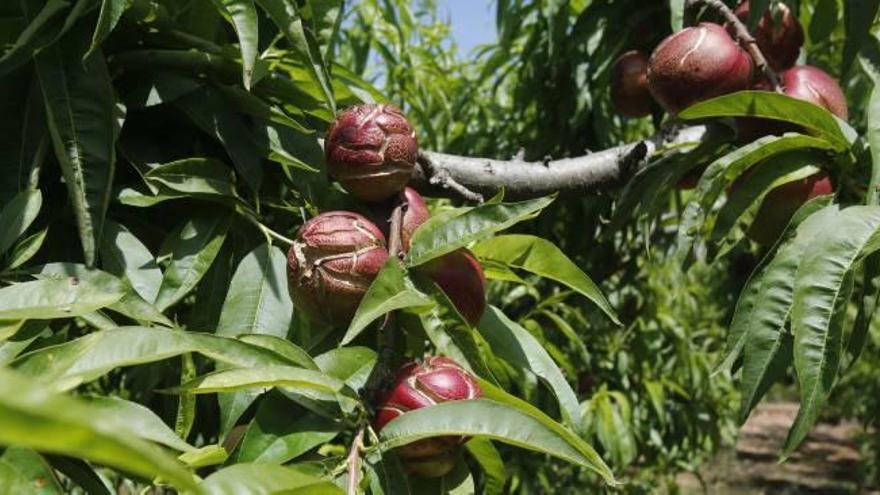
[
  {"xmin": 11, "ymin": 327, "xmax": 298, "ymax": 391},
  {"xmin": 100, "ymin": 220, "xmax": 163, "ymax": 304},
  {"xmin": 211, "ymin": 0, "xmax": 260, "ymax": 89},
  {"xmin": 785, "ymin": 206, "xmax": 880, "ymax": 454},
  {"xmin": 478, "ymin": 306, "xmax": 581, "ymax": 429},
  {"xmin": 155, "ymin": 212, "xmax": 231, "ymax": 311},
  {"xmin": 408, "ymin": 196, "xmax": 556, "ymax": 267},
  {"xmin": 87, "ymin": 0, "xmax": 133, "ymax": 58},
  {"xmin": 215, "ymin": 243, "xmax": 294, "ymax": 436},
  {"xmin": 679, "ymin": 92, "xmax": 855, "ymax": 151},
  {"xmin": 473, "ymin": 235, "xmax": 619, "ymax": 324},
  {"xmin": 676, "ymin": 139, "xmax": 834, "ymax": 264},
  {"xmin": 377, "ymin": 399, "xmax": 617, "ymax": 486},
  {"xmin": 343, "ymin": 259, "xmax": 434, "ymax": 346},
  {"xmin": 843, "ymin": 0, "xmax": 880, "ymax": 76},
  {"xmin": 0, "ymin": 447, "xmax": 63, "ymax": 494},
  {"xmin": 0, "ymin": 368, "xmax": 199, "ymax": 492},
  {"xmin": 0, "ymin": 189, "xmax": 42, "ymax": 257},
  {"xmin": 36, "ymin": 27, "xmax": 118, "ymax": 266},
  {"xmin": 0, "ymin": 278, "xmax": 123, "ymax": 321},
  {"xmin": 200, "ymin": 463, "xmax": 343, "ymax": 495}
]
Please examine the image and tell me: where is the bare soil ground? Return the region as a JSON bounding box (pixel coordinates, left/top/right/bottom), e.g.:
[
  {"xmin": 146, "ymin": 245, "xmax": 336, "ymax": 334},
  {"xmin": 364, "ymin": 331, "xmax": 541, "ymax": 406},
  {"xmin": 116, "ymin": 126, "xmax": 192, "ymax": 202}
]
[{"xmin": 676, "ymin": 402, "xmax": 875, "ymax": 494}]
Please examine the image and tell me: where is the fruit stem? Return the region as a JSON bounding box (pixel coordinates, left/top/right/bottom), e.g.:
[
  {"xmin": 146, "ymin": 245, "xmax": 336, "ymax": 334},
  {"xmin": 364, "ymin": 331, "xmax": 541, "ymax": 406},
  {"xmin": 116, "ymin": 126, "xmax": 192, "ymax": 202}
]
[
  {"xmin": 688, "ymin": 0, "xmax": 782, "ymax": 92},
  {"xmin": 346, "ymin": 426, "xmax": 365, "ymax": 495}
]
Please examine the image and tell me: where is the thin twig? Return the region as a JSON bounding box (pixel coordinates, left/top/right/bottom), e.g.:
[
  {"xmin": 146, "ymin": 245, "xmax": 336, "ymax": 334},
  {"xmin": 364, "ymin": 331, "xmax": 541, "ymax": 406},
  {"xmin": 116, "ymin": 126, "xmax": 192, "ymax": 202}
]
[
  {"xmin": 688, "ymin": 0, "xmax": 782, "ymax": 91},
  {"xmin": 346, "ymin": 427, "xmax": 365, "ymax": 495}
]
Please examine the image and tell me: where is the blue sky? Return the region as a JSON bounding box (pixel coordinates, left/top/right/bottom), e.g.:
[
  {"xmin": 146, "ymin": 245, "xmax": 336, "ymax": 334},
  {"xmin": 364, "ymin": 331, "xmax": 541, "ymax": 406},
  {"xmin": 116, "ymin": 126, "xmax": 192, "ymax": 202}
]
[{"xmin": 438, "ymin": 0, "xmax": 496, "ymax": 54}]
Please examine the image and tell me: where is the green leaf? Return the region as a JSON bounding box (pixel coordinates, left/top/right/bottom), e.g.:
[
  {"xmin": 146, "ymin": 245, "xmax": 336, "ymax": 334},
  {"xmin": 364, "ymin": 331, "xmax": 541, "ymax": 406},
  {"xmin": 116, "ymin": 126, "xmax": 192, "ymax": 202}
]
[
  {"xmin": 11, "ymin": 327, "xmax": 296, "ymax": 391},
  {"xmin": 239, "ymin": 334, "xmax": 318, "ymax": 370},
  {"xmin": 314, "ymin": 346, "xmax": 377, "ymax": 391},
  {"xmin": 88, "ymin": 0, "xmax": 133, "ymax": 58},
  {"xmin": 234, "ymin": 393, "xmax": 342, "ymax": 464},
  {"xmin": 119, "ymin": 71, "xmax": 203, "ymax": 109},
  {"xmin": 343, "ymin": 260, "xmax": 434, "ymax": 346},
  {"xmin": 216, "ymin": 243, "xmax": 294, "ymax": 435},
  {"xmin": 33, "ymin": 263, "xmax": 173, "ymax": 327},
  {"xmin": 477, "ymin": 306, "xmax": 581, "ymax": 428},
  {"xmin": 81, "ymin": 396, "xmax": 195, "ymax": 452},
  {"xmin": 669, "ymin": 0, "xmax": 684, "ymax": 31},
  {"xmin": 0, "ymin": 367, "xmax": 199, "ymax": 491},
  {"xmin": 178, "ymin": 445, "xmax": 229, "ymax": 469},
  {"xmin": 843, "ymin": 0, "xmax": 880, "ymax": 75},
  {"xmin": 0, "ymin": 189, "xmax": 41, "ymax": 258},
  {"xmin": 409, "ymin": 457, "xmax": 474, "ymax": 494},
  {"xmin": 155, "ymin": 212, "xmax": 231, "ymax": 311},
  {"xmin": 37, "ymin": 32, "xmax": 118, "ymax": 266},
  {"xmin": 255, "ymin": 0, "xmax": 336, "ymax": 111},
  {"xmin": 0, "ymin": 447, "xmax": 63, "ymax": 494},
  {"xmin": 472, "ymin": 235, "xmax": 619, "ymax": 324},
  {"xmin": 201, "ymin": 463, "xmax": 343, "ymax": 494},
  {"xmin": 211, "ymin": 0, "xmax": 260, "ymax": 89},
  {"xmin": 408, "ymin": 196, "xmax": 556, "ymax": 267},
  {"xmin": 708, "ymin": 153, "xmax": 824, "ymax": 257},
  {"xmin": 217, "ymin": 243, "xmax": 293, "ymax": 338},
  {"xmin": 676, "ymin": 135, "xmax": 835, "ymax": 263},
  {"xmin": 0, "ymin": 277, "xmax": 122, "ymax": 320},
  {"xmin": 175, "ymin": 88, "xmax": 263, "ymax": 192},
  {"xmin": 866, "ymin": 59, "xmax": 880, "ymax": 205},
  {"xmin": 378, "ymin": 398, "xmax": 616, "ymax": 485},
  {"xmin": 679, "ymin": 92, "xmax": 854, "ymax": 151},
  {"xmin": 464, "ymin": 438, "xmax": 507, "ymax": 495},
  {"xmin": 0, "ymin": 0, "xmax": 69, "ymax": 77},
  {"xmin": 718, "ymin": 200, "xmax": 837, "ymax": 375},
  {"xmin": 175, "ymin": 365, "xmax": 353, "ymax": 399},
  {"xmin": 100, "ymin": 220, "xmax": 163, "ymax": 304},
  {"xmin": 6, "ymin": 227, "xmax": 48, "ymax": 271},
  {"xmin": 45, "ymin": 455, "xmax": 111, "ymax": 495},
  {"xmin": 145, "ymin": 158, "xmax": 238, "ymax": 200},
  {"xmin": 785, "ymin": 206, "xmax": 880, "ymax": 454}
]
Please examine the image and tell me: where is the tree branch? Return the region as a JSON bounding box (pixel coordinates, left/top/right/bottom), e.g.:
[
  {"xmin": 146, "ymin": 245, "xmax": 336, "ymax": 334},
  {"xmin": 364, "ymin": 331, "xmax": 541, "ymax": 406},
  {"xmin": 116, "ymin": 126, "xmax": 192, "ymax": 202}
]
[
  {"xmin": 409, "ymin": 125, "xmax": 709, "ymax": 200},
  {"xmin": 687, "ymin": 0, "xmax": 782, "ymax": 91}
]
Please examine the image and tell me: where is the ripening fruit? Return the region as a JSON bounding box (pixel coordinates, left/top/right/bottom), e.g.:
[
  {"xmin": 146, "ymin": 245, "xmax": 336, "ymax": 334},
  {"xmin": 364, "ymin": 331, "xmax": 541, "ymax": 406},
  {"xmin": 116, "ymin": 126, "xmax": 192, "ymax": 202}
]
[
  {"xmin": 421, "ymin": 248, "xmax": 487, "ymax": 326},
  {"xmin": 738, "ymin": 65, "xmax": 848, "ymax": 141},
  {"xmin": 325, "ymin": 104, "xmax": 419, "ymax": 203},
  {"xmin": 399, "ymin": 187, "xmax": 430, "ymax": 252},
  {"xmin": 781, "ymin": 65, "xmax": 848, "ymax": 120},
  {"xmin": 647, "ymin": 23, "xmax": 754, "ymax": 114},
  {"xmin": 374, "ymin": 357, "xmax": 482, "ymax": 477},
  {"xmin": 610, "ymin": 50, "xmax": 653, "ymax": 118},
  {"xmin": 747, "ymin": 172, "xmax": 833, "ymax": 245},
  {"xmin": 286, "ymin": 211, "xmax": 389, "ymax": 326},
  {"xmin": 731, "ymin": 1, "xmax": 804, "ymax": 71}
]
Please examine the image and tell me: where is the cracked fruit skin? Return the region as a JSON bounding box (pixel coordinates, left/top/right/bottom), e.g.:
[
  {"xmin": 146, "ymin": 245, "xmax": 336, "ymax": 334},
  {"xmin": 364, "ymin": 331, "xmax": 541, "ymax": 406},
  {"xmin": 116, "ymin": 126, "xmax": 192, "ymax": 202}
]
[
  {"xmin": 374, "ymin": 357, "xmax": 482, "ymax": 477},
  {"xmin": 286, "ymin": 211, "xmax": 389, "ymax": 326},
  {"xmin": 748, "ymin": 172, "xmax": 833, "ymax": 245},
  {"xmin": 421, "ymin": 248, "xmax": 487, "ymax": 326},
  {"xmin": 731, "ymin": 1, "xmax": 803, "ymax": 71},
  {"xmin": 611, "ymin": 50, "xmax": 652, "ymax": 118},
  {"xmin": 325, "ymin": 104, "xmax": 419, "ymax": 203},
  {"xmin": 647, "ymin": 23, "xmax": 753, "ymax": 114}
]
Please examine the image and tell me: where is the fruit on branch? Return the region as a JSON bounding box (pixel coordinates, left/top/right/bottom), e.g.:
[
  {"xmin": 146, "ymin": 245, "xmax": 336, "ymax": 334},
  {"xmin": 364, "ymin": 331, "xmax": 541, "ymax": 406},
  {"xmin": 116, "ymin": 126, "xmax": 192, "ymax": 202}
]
[
  {"xmin": 647, "ymin": 23, "xmax": 754, "ymax": 114},
  {"xmin": 729, "ymin": 1, "xmax": 803, "ymax": 71},
  {"xmin": 374, "ymin": 357, "xmax": 482, "ymax": 477},
  {"xmin": 325, "ymin": 104, "xmax": 419, "ymax": 203},
  {"xmin": 287, "ymin": 211, "xmax": 389, "ymax": 326},
  {"xmin": 781, "ymin": 65, "xmax": 848, "ymax": 120},
  {"xmin": 400, "ymin": 187, "xmax": 430, "ymax": 251},
  {"xmin": 611, "ymin": 50, "xmax": 653, "ymax": 118},
  {"xmin": 747, "ymin": 172, "xmax": 833, "ymax": 245},
  {"xmin": 420, "ymin": 248, "xmax": 487, "ymax": 326},
  {"xmin": 738, "ymin": 65, "xmax": 848, "ymax": 141}
]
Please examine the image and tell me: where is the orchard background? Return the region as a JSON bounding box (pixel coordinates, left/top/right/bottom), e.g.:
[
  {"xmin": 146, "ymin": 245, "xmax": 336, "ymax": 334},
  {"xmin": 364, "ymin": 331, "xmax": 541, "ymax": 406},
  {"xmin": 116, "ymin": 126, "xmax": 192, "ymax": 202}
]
[{"xmin": 0, "ymin": 0, "xmax": 879, "ymax": 493}]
